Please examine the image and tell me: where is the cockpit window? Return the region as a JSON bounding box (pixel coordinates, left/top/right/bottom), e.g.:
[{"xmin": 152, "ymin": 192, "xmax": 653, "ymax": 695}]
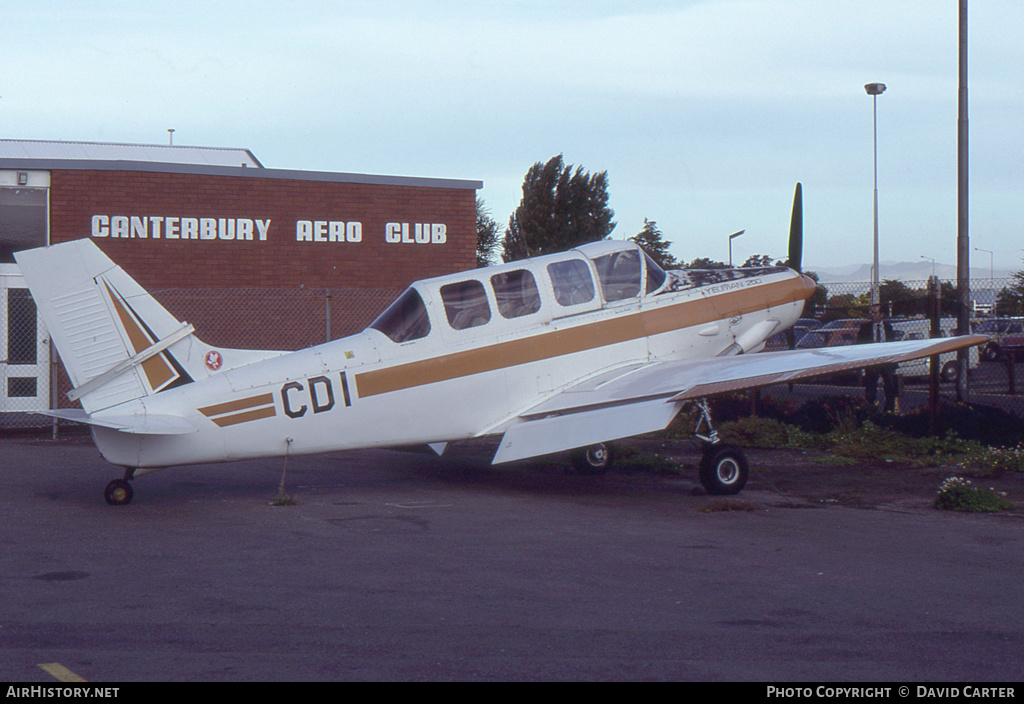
[
  {"xmin": 547, "ymin": 260, "xmax": 596, "ymax": 306},
  {"xmin": 491, "ymin": 269, "xmax": 541, "ymax": 319},
  {"xmin": 593, "ymin": 249, "xmax": 642, "ymax": 302},
  {"xmin": 440, "ymin": 280, "xmax": 492, "ymax": 330},
  {"xmin": 369, "ymin": 288, "xmax": 431, "ymax": 343},
  {"xmin": 644, "ymin": 252, "xmax": 667, "ymax": 294}
]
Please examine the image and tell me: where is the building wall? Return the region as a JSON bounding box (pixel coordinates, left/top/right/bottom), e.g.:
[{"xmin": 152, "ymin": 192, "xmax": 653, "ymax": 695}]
[{"xmin": 48, "ymin": 169, "xmax": 477, "ymax": 291}]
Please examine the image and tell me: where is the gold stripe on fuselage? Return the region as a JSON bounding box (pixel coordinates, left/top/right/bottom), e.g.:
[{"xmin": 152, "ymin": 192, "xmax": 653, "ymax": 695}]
[
  {"xmin": 198, "ymin": 393, "xmax": 277, "ymax": 427},
  {"xmin": 355, "ymin": 275, "xmax": 814, "ymax": 398}
]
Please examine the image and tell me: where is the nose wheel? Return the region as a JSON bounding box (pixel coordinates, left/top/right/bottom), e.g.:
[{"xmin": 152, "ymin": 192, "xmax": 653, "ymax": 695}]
[{"xmin": 104, "ymin": 469, "xmax": 136, "ymax": 505}]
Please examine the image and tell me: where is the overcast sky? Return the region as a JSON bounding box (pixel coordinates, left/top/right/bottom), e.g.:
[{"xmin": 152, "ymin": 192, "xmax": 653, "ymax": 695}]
[{"xmin": 3, "ymin": 1, "xmax": 1021, "ymax": 274}]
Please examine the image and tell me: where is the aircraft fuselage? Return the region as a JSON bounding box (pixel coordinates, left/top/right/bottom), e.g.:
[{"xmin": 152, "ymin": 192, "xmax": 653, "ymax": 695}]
[{"xmin": 89, "ymin": 243, "xmax": 814, "ymax": 470}]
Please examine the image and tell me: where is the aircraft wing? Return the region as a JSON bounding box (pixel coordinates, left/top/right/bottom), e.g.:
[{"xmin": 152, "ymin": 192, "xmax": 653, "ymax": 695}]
[{"xmin": 490, "ymin": 335, "xmax": 987, "ymax": 464}]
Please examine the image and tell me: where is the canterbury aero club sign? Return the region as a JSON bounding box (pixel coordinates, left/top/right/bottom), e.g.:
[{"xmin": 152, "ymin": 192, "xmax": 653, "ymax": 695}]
[{"xmin": 90, "ymin": 216, "xmax": 448, "ymax": 245}]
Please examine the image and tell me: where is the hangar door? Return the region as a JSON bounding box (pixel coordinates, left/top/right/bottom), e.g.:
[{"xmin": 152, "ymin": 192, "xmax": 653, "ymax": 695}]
[
  {"xmin": 0, "ymin": 266, "xmax": 50, "ymax": 415},
  {"xmin": 1, "ymin": 175, "xmax": 50, "ymax": 419}
]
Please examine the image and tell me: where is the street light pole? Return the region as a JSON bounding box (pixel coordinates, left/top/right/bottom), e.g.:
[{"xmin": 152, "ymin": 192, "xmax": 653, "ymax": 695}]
[
  {"xmin": 957, "ymin": 0, "xmax": 970, "ymax": 401},
  {"xmin": 974, "ymin": 247, "xmax": 992, "ymax": 281},
  {"xmin": 865, "ymin": 82, "xmax": 886, "ymax": 342},
  {"xmin": 728, "ymin": 230, "xmax": 745, "ymax": 267},
  {"xmin": 921, "ymin": 255, "xmax": 936, "ymax": 278}
]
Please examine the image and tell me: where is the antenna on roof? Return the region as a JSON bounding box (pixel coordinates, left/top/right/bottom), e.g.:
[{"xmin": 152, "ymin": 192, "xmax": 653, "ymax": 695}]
[{"xmin": 167, "ymin": 129, "xmax": 175, "ymax": 146}]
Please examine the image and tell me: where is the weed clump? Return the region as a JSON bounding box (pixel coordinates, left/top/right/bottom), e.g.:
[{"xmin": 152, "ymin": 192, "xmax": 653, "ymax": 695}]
[
  {"xmin": 934, "ymin": 477, "xmax": 1014, "ymax": 512},
  {"xmin": 961, "ymin": 443, "xmax": 1024, "ymax": 475}
]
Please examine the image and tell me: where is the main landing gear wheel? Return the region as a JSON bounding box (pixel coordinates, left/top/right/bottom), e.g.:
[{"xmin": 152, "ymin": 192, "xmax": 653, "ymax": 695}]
[
  {"xmin": 699, "ymin": 444, "xmax": 749, "ymax": 495},
  {"xmin": 571, "ymin": 443, "xmax": 614, "ymax": 475},
  {"xmin": 104, "ymin": 479, "xmax": 134, "ymax": 506}
]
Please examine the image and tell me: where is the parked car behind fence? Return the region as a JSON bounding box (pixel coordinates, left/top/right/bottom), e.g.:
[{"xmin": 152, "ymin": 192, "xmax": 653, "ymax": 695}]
[{"xmin": 889, "ymin": 318, "xmax": 979, "ymax": 382}]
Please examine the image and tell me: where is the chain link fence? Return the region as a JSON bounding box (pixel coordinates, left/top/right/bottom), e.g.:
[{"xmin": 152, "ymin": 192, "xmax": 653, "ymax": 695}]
[
  {"xmin": 1, "ymin": 286, "xmax": 399, "ymax": 428},
  {"xmin": 154, "ymin": 286, "xmax": 401, "ymax": 351},
  {"xmin": 790, "ymin": 275, "xmax": 1024, "ymax": 423},
  {"xmin": 4, "ymin": 276, "xmax": 1024, "ymax": 432}
]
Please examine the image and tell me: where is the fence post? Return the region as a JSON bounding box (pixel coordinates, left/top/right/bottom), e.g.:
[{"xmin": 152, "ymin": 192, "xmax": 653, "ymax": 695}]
[
  {"xmin": 325, "ymin": 290, "xmax": 332, "ymax": 344},
  {"xmin": 928, "ymin": 276, "xmax": 940, "ymax": 433},
  {"xmin": 1006, "ymin": 354, "xmax": 1016, "ymax": 395}
]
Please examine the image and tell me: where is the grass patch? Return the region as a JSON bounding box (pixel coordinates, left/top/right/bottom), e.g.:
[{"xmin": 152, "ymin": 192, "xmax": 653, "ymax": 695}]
[
  {"xmin": 959, "ymin": 443, "xmax": 1024, "ymax": 476},
  {"xmin": 612, "ymin": 445, "xmax": 686, "ymax": 475},
  {"xmin": 934, "ymin": 477, "xmax": 1015, "ymax": 512},
  {"xmin": 812, "ymin": 455, "xmax": 859, "ymax": 467},
  {"xmin": 824, "ymin": 421, "xmax": 986, "ymax": 467},
  {"xmin": 709, "ymin": 414, "xmax": 991, "ymax": 468},
  {"xmin": 699, "ymin": 498, "xmax": 759, "ymax": 513},
  {"xmin": 715, "ymin": 416, "xmax": 819, "ymax": 451}
]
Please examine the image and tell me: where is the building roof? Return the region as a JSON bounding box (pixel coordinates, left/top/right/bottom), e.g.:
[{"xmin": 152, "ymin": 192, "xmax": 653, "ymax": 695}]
[
  {"xmin": 0, "ymin": 139, "xmax": 263, "ymax": 168},
  {"xmin": 0, "ymin": 139, "xmax": 481, "ymax": 191}
]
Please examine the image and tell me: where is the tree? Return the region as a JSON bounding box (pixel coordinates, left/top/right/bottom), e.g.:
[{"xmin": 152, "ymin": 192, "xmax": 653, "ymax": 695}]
[
  {"xmin": 502, "ymin": 154, "xmax": 615, "ymax": 262},
  {"xmin": 630, "ymin": 219, "xmax": 678, "ymax": 269},
  {"xmin": 802, "ymin": 271, "xmax": 828, "ymax": 318},
  {"xmin": 996, "ymin": 264, "xmax": 1024, "ymax": 316},
  {"xmin": 879, "ymin": 279, "xmax": 922, "ymax": 318},
  {"xmin": 683, "ymin": 257, "xmax": 728, "ymax": 270},
  {"xmin": 475, "ymin": 197, "xmax": 502, "ymax": 268},
  {"xmin": 741, "ymin": 254, "xmax": 775, "ymax": 268},
  {"xmin": 823, "ymin": 291, "xmax": 870, "ymax": 322}
]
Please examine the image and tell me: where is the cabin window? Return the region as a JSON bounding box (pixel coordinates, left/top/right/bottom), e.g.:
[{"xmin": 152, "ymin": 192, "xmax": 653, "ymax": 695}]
[
  {"xmin": 369, "ymin": 288, "xmax": 431, "ymax": 343},
  {"xmin": 643, "ymin": 252, "xmax": 668, "ymax": 294},
  {"xmin": 440, "ymin": 280, "xmax": 492, "ymax": 330},
  {"xmin": 491, "ymin": 269, "xmax": 541, "ymax": 319},
  {"xmin": 547, "ymin": 260, "xmax": 595, "ymax": 307},
  {"xmin": 593, "ymin": 249, "xmax": 642, "ymax": 302}
]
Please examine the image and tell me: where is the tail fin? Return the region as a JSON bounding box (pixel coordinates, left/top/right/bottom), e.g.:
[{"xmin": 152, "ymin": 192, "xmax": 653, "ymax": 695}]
[{"xmin": 15, "ymin": 239, "xmax": 280, "ymax": 413}]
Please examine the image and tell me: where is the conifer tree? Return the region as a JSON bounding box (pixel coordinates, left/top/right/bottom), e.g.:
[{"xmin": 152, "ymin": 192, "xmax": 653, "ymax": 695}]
[
  {"xmin": 475, "ymin": 198, "xmax": 502, "ymax": 267},
  {"xmin": 502, "ymin": 154, "xmax": 615, "ymax": 261},
  {"xmin": 630, "ymin": 219, "xmax": 678, "ymax": 270}
]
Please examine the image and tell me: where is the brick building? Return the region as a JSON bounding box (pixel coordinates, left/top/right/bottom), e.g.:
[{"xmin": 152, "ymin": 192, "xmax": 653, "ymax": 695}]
[{"xmin": 0, "ymin": 139, "xmax": 481, "ymax": 421}]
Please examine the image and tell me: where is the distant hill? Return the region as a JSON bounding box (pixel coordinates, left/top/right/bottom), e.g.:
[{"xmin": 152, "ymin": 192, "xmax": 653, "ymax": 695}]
[{"xmin": 808, "ymin": 261, "xmax": 1015, "ymax": 284}]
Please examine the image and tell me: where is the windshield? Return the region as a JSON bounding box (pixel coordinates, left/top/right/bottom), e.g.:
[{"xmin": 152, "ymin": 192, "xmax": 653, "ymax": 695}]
[
  {"xmin": 593, "ymin": 249, "xmax": 642, "ymax": 302},
  {"xmin": 644, "ymin": 252, "xmax": 667, "ymax": 293},
  {"xmin": 369, "ymin": 288, "xmax": 431, "ymax": 343}
]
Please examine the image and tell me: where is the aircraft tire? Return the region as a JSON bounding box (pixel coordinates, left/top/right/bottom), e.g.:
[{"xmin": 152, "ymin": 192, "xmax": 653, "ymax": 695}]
[
  {"xmin": 699, "ymin": 444, "xmax": 749, "ymax": 495},
  {"xmin": 571, "ymin": 443, "xmax": 614, "ymax": 475},
  {"xmin": 940, "ymin": 361, "xmax": 959, "ymax": 383},
  {"xmin": 104, "ymin": 479, "xmax": 134, "ymax": 506}
]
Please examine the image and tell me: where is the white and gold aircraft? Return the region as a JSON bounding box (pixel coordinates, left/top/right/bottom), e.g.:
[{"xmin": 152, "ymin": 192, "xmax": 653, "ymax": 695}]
[{"xmin": 15, "ymin": 228, "xmax": 984, "ymax": 505}]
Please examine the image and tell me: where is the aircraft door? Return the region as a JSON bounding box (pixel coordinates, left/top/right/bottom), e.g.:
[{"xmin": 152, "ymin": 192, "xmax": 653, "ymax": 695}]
[{"xmin": 1, "ymin": 266, "xmax": 50, "ymax": 419}]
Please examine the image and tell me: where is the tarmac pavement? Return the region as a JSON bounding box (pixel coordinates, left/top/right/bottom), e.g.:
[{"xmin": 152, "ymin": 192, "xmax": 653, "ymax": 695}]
[{"xmin": 1, "ymin": 433, "xmax": 1022, "ymax": 682}]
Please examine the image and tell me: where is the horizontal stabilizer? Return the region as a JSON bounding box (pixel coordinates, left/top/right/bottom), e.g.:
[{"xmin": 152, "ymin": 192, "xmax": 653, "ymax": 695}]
[{"xmin": 40, "ymin": 409, "xmax": 197, "ymax": 435}]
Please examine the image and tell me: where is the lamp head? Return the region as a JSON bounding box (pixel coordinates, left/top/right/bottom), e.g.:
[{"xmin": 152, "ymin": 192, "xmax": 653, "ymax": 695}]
[{"xmin": 865, "ymin": 82, "xmax": 887, "ymax": 95}]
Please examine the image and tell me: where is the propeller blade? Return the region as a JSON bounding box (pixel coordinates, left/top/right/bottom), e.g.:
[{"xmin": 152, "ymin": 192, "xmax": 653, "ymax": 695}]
[
  {"xmin": 786, "ymin": 182, "xmax": 804, "ymax": 354},
  {"xmin": 787, "ymin": 182, "xmax": 803, "ymax": 273}
]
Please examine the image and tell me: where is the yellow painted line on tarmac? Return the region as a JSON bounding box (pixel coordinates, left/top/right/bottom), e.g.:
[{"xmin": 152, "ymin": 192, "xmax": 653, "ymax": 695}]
[{"xmin": 38, "ymin": 662, "xmax": 87, "ymax": 682}]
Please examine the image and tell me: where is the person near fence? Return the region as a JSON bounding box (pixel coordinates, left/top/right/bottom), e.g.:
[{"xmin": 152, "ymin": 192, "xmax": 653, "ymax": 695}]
[{"xmin": 857, "ymin": 305, "xmax": 898, "ymax": 412}]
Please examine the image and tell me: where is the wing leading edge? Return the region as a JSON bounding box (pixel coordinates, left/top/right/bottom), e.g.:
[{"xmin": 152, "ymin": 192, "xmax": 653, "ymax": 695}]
[{"xmin": 491, "ymin": 335, "xmax": 988, "ymax": 465}]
